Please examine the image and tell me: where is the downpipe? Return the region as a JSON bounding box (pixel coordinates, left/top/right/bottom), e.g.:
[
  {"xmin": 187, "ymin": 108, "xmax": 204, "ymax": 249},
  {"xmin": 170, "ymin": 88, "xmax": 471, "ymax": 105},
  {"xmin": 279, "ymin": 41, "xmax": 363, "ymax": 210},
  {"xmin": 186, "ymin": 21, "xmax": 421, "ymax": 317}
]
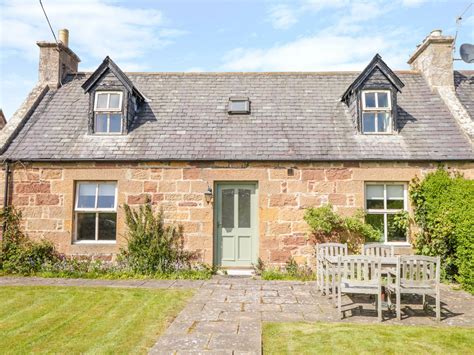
[{"xmin": 2, "ymin": 161, "xmax": 11, "ymax": 237}]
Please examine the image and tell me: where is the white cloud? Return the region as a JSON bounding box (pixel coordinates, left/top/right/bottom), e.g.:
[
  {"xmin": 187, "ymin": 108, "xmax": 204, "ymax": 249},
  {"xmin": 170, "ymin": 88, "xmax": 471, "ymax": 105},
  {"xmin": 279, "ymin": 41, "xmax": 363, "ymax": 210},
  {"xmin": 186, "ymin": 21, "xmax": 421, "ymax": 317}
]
[
  {"xmin": 267, "ymin": 4, "xmax": 298, "ymax": 29},
  {"xmin": 222, "ymin": 0, "xmax": 409, "ymax": 71},
  {"xmin": 302, "ymin": 0, "xmax": 350, "ymax": 11},
  {"xmin": 159, "ymin": 29, "xmax": 189, "ymax": 38},
  {"xmin": 463, "ymin": 14, "xmax": 474, "ymax": 26},
  {"xmin": 400, "ymin": 0, "xmax": 428, "ymax": 7},
  {"xmin": 266, "ymin": 0, "xmax": 351, "ymax": 30},
  {"xmin": 221, "ymin": 33, "xmax": 406, "ymax": 71},
  {"xmin": 326, "ymin": 1, "xmax": 391, "ymax": 34},
  {"xmin": 0, "ymin": 0, "xmax": 182, "ymax": 63}
]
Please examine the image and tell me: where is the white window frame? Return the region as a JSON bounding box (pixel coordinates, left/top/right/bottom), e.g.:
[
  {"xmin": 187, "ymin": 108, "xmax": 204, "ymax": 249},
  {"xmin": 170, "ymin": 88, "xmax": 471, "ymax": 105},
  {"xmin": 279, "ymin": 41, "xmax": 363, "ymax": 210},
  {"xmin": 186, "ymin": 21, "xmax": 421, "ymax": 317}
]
[
  {"xmin": 365, "ymin": 182, "xmax": 409, "ymax": 245},
  {"xmin": 94, "ymin": 91, "xmax": 123, "ymax": 134},
  {"xmin": 94, "ymin": 113, "xmax": 123, "ymax": 134},
  {"xmin": 94, "ymin": 91, "xmax": 123, "ymax": 111},
  {"xmin": 228, "ymin": 98, "xmax": 250, "ymax": 114},
  {"xmin": 74, "ymin": 181, "xmax": 118, "ymax": 244},
  {"xmin": 361, "ymin": 90, "xmax": 392, "ymax": 134}
]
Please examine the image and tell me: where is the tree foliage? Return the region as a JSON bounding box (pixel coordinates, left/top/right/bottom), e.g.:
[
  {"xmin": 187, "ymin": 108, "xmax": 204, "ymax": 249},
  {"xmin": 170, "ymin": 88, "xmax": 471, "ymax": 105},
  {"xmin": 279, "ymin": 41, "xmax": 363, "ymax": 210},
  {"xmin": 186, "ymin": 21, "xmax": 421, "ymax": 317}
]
[
  {"xmin": 304, "ymin": 205, "xmax": 381, "ymax": 253},
  {"xmin": 410, "ymin": 168, "xmax": 474, "ymax": 292}
]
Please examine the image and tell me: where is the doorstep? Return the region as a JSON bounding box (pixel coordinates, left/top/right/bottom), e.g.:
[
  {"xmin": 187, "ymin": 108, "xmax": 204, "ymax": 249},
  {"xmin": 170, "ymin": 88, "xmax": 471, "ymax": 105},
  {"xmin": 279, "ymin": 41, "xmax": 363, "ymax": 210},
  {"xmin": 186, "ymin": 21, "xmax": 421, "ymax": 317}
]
[{"xmin": 220, "ymin": 268, "xmax": 255, "ymax": 277}]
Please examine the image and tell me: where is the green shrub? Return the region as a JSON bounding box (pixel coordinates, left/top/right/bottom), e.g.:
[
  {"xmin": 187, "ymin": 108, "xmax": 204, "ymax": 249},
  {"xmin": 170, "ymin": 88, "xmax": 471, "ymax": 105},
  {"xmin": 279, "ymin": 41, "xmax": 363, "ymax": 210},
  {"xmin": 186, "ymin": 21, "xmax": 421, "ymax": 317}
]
[
  {"xmin": 0, "ymin": 206, "xmax": 59, "ymax": 274},
  {"xmin": 0, "ymin": 204, "xmax": 213, "ymax": 280},
  {"xmin": 119, "ymin": 202, "xmax": 195, "ymax": 274},
  {"xmin": 410, "ymin": 168, "xmax": 474, "ymax": 292},
  {"xmin": 304, "ymin": 205, "xmax": 381, "ymax": 253},
  {"xmin": 285, "ymin": 257, "xmax": 299, "ymax": 277},
  {"xmin": 261, "ymin": 268, "xmax": 316, "ymax": 281},
  {"xmin": 253, "ymin": 257, "xmax": 265, "ymax": 276},
  {"xmin": 259, "ymin": 257, "xmax": 315, "ymax": 281},
  {"xmin": 38, "ymin": 258, "xmax": 213, "ymax": 280}
]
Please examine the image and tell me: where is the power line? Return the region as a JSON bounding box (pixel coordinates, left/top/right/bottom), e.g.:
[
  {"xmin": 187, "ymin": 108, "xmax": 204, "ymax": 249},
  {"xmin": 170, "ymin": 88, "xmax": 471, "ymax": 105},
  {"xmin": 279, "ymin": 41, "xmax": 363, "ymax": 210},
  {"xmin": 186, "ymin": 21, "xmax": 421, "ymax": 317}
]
[
  {"xmin": 39, "ymin": 0, "xmax": 58, "ymax": 44},
  {"xmin": 453, "ymin": 2, "xmax": 473, "ymax": 52},
  {"xmin": 457, "ymin": 2, "xmax": 473, "ymax": 21}
]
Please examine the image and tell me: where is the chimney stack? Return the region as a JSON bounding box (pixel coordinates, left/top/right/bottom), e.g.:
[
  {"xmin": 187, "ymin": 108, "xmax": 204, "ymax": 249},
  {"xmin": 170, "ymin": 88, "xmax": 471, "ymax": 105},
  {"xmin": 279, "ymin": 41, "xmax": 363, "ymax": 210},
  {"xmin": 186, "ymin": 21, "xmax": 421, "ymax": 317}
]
[
  {"xmin": 407, "ymin": 29, "xmax": 454, "ymax": 91},
  {"xmin": 409, "ymin": 30, "xmax": 474, "ymax": 140},
  {"xmin": 37, "ymin": 28, "xmax": 80, "ymax": 88}
]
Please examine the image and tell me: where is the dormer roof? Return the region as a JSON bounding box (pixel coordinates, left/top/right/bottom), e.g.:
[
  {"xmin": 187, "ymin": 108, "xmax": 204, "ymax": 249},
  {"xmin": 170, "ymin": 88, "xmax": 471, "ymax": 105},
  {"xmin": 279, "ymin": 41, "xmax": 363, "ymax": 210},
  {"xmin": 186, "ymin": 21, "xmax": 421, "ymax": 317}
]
[
  {"xmin": 341, "ymin": 54, "xmax": 405, "ymax": 103},
  {"xmin": 81, "ymin": 56, "xmax": 146, "ymax": 101}
]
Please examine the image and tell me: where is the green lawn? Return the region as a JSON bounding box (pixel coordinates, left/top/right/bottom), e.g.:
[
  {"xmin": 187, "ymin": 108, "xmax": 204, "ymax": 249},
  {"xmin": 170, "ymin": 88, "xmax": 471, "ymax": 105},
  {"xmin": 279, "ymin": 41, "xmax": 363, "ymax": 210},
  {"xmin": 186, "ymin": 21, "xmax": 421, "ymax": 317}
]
[
  {"xmin": 0, "ymin": 286, "xmax": 193, "ymax": 354},
  {"xmin": 263, "ymin": 322, "xmax": 474, "ymax": 355}
]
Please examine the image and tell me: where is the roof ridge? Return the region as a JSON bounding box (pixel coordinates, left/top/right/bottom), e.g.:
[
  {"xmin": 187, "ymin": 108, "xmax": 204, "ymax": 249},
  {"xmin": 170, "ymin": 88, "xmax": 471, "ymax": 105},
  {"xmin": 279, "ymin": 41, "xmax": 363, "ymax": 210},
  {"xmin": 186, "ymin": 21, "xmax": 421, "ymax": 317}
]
[{"xmin": 71, "ymin": 70, "xmax": 421, "ymax": 76}]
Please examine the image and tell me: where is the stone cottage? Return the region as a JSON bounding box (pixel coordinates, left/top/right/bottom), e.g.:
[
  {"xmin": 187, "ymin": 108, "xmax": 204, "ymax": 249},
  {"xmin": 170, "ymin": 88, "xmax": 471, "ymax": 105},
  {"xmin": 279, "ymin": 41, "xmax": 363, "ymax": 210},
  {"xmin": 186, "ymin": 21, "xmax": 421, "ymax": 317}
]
[{"xmin": 0, "ymin": 29, "xmax": 472, "ymax": 268}]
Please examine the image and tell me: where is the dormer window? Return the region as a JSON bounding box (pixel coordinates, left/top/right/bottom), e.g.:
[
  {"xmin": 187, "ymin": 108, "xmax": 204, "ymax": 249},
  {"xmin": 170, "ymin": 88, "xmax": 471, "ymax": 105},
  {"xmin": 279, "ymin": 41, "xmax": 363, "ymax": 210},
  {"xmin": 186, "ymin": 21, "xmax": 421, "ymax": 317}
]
[
  {"xmin": 361, "ymin": 90, "xmax": 392, "ymax": 134},
  {"xmin": 228, "ymin": 97, "xmax": 250, "ymax": 114},
  {"xmin": 82, "ymin": 57, "xmax": 146, "ymax": 135},
  {"xmin": 94, "ymin": 91, "xmax": 123, "ymax": 133},
  {"xmin": 341, "ymin": 54, "xmax": 404, "ymax": 135}
]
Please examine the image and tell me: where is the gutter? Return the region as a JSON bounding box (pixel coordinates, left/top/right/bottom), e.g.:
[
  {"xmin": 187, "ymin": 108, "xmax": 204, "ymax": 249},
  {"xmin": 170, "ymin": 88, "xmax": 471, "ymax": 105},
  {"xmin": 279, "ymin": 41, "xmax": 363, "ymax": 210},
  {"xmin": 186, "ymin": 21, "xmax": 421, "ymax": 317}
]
[{"xmin": 4, "ymin": 157, "xmax": 474, "ymax": 163}]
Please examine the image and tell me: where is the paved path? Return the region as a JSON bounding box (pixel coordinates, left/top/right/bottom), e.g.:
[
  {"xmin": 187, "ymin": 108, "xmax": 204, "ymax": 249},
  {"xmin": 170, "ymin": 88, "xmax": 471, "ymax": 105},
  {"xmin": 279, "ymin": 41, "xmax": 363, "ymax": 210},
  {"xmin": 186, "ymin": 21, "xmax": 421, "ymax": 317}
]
[
  {"xmin": 150, "ymin": 278, "xmax": 337, "ymax": 354},
  {"xmin": 2, "ymin": 276, "xmax": 474, "ymax": 355}
]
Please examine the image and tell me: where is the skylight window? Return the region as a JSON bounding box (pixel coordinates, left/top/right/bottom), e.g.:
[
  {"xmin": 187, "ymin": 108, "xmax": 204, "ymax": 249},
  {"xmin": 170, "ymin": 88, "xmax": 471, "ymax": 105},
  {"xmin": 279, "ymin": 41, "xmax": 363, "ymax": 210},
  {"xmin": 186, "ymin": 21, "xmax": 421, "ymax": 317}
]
[
  {"xmin": 361, "ymin": 90, "xmax": 392, "ymax": 134},
  {"xmin": 228, "ymin": 97, "xmax": 250, "ymax": 114}
]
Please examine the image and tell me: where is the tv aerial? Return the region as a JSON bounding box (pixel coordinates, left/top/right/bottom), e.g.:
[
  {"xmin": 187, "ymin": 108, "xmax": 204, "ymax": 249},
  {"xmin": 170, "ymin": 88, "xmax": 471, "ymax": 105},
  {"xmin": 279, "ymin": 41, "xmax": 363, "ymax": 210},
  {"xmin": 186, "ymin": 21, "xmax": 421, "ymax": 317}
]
[{"xmin": 454, "ymin": 3, "xmax": 473, "ymax": 64}]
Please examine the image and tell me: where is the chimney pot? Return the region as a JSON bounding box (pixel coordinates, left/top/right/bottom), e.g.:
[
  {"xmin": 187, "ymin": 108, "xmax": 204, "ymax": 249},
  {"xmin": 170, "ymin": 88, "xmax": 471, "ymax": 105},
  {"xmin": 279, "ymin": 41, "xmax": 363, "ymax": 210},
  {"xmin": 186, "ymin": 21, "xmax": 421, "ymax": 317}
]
[{"xmin": 58, "ymin": 29, "xmax": 69, "ymax": 47}]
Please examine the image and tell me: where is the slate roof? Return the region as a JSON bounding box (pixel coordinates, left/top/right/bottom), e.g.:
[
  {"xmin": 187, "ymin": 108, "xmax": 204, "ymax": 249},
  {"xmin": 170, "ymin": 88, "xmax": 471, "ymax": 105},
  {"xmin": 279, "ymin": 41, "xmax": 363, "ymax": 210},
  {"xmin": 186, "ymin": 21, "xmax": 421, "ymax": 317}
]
[
  {"xmin": 0, "ymin": 109, "xmax": 6, "ymax": 130},
  {"xmin": 1, "ymin": 70, "xmax": 473, "ymax": 161},
  {"xmin": 455, "ymin": 70, "xmax": 474, "ymax": 121}
]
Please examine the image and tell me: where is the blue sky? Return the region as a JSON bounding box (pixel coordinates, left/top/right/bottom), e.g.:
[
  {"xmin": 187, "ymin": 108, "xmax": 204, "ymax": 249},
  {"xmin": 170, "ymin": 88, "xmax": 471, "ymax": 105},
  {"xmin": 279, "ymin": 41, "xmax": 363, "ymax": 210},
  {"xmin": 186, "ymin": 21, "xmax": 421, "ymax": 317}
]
[{"xmin": 1, "ymin": 0, "xmax": 473, "ymax": 119}]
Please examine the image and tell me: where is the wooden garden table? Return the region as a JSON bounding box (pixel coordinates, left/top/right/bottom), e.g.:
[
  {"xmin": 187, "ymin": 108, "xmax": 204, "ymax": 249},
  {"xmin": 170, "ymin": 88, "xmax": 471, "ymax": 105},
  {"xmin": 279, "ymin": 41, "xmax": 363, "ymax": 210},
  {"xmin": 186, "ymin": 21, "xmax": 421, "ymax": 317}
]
[{"xmin": 324, "ymin": 255, "xmax": 398, "ymax": 305}]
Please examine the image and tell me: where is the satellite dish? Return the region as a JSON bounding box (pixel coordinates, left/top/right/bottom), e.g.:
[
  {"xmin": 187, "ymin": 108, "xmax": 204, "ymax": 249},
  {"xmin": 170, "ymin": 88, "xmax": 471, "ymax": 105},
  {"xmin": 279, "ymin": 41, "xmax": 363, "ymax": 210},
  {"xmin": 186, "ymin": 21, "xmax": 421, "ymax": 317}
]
[{"xmin": 460, "ymin": 43, "xmax": 474, "ymax": 63}]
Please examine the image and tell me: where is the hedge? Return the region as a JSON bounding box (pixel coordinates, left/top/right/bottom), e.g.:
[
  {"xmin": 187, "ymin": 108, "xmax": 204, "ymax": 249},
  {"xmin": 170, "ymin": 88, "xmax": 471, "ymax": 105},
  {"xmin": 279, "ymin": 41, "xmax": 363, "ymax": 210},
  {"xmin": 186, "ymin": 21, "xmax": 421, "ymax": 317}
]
[{"xmin": 410, "ymin": 168, "xmax": 474, "ymax": 293}]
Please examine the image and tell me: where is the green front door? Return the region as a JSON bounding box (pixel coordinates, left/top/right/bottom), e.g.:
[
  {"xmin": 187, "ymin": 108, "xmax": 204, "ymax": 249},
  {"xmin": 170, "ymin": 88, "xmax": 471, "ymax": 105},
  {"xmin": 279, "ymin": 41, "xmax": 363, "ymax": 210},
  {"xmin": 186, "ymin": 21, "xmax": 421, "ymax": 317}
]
[{"xmin": 215, "ymin": 183, "xmax": 258, "ymax": 267}]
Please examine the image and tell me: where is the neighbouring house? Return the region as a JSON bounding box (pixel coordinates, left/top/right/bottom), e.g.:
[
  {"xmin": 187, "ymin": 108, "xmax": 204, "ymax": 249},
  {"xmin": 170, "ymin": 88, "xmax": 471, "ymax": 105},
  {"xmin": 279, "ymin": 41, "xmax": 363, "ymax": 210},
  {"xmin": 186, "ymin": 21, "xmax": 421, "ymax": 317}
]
[
  {"xmin": 0, "ymin": 110, "xmax": 6, "ymax": 130},
  {"xmin": 0, "ymin": 29, "xmax": 472, "ymax": 268}
]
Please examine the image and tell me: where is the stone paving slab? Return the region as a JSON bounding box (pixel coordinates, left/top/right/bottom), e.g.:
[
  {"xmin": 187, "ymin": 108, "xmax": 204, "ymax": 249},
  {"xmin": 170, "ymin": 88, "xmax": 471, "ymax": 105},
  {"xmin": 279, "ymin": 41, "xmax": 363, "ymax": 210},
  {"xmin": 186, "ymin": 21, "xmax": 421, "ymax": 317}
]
[
  {"xmin": 148, "ymin": 277, "xmax": 474, "ymax": 354},
  {"xmin": 2, "ymin": 276, "xmax": 474, "ymax": 354}
]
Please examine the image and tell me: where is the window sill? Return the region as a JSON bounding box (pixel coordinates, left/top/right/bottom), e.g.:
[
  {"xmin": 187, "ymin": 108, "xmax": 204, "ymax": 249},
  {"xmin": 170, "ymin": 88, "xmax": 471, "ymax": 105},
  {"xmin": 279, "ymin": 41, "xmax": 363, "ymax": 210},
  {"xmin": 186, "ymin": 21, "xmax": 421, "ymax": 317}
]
[
  {"xmin": 361, "ymin": 132, "xmax": 394, "ymax": 135},
  {"xmin": 384, "ymin": 242, "xmax": 411, "ymax": 247},
  {"xmin": 73, "ymin": 240, "xmax": 116, "ymax": 245}
]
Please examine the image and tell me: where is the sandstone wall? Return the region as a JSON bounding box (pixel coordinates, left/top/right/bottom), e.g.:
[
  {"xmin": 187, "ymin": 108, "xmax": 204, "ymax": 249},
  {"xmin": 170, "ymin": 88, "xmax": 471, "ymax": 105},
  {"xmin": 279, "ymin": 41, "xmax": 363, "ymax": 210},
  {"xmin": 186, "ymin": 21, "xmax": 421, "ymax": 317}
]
[{"xmin": 2, "ymin": 161, "xmax": 473, "ymax": 266}]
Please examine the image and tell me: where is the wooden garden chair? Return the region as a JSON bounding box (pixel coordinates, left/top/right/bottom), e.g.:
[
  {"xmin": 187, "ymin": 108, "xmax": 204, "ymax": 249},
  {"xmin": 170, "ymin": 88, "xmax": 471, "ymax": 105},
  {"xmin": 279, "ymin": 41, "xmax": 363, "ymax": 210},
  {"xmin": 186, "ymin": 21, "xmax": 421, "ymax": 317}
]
[
  {"xmin": 316, "ymin": 243, "xmax": 347, "ymax": 297},
  {"xmin": 362, "ymin": 243, "xmax": 394, "ymax": 257},
  {"xmin": 387, "ymin": 255, "xmax": 441, "ymax": 322},
  {"xmin": 338, "ymin": 255, "xmax": 383, "ymax": 321}
]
